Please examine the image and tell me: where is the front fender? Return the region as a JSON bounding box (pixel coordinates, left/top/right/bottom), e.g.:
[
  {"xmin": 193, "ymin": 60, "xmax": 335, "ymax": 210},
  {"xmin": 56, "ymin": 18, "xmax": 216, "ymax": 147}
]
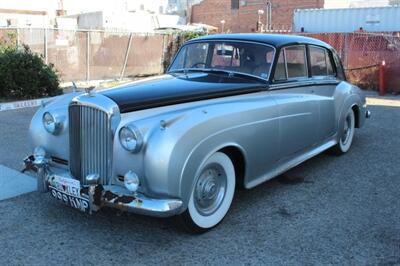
[{"xmin": 143, "ymin": 94, "xmax": 277, "ymax": 209}]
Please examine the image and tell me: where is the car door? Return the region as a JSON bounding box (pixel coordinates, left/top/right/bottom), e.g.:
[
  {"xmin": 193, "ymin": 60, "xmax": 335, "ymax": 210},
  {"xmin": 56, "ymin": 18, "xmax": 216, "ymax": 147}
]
[
  {"xmin": 308, "ymin": 45, "xmax": 338, "ymax": 141},
  {"xmin": 269, "ymin": 45, "xmax": 320, "ymax": 160}
]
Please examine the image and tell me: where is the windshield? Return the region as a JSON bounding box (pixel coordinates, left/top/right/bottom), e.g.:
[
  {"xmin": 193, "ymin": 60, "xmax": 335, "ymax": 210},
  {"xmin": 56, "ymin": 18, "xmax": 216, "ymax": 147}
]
[{"xmin": 168, "ymin": 41, "xmax": 275, "ymax": 80}]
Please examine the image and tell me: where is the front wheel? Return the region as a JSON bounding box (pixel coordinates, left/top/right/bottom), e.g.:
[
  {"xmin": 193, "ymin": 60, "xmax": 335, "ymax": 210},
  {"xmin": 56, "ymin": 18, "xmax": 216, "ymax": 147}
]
[
  {"xmin": 179, "ymin": 152, "xmax": 236, "ymax": 233},
  {"xmin": 331, "ymin": 108, "xmax": 355, "ymax": 155}
]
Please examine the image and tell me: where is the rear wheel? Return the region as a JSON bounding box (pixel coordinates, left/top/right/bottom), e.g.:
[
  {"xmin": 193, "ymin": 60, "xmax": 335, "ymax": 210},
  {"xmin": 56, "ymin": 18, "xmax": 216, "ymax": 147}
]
[
  {"xmin": 332, "ymin": 108, "xmax": 355, "ymax": 155},
  {"xmin": 179, "ymin": 152, "xmax": 235, "ymax": 233}
]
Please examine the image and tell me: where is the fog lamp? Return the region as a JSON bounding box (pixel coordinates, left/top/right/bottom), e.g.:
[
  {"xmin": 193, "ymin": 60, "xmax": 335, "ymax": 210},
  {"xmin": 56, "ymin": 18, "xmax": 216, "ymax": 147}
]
[
  {"xmin": 33, "ymin": 146, "xmax": 46, "ymax": 165},
  {"xmin": 124, "ymin": 170, "xmax": 140, "ymax": 192}
]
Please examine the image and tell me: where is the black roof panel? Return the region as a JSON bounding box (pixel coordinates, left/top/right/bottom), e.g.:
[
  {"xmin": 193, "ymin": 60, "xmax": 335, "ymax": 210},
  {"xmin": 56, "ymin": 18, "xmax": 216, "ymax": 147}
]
[{"xmin": 189, "ymin": 33, "xmax": 332, "ymax": 49}]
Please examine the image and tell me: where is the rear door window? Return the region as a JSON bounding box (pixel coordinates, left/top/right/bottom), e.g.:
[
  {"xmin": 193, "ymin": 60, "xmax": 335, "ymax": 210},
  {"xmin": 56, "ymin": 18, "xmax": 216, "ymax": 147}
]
[
  {"xmin": 285, "ymin": 46, "xmax": 307, "ymax": 78},
  {"xmin": 273, "ymin": 45, "xmax": 307, "ymax": 81}
]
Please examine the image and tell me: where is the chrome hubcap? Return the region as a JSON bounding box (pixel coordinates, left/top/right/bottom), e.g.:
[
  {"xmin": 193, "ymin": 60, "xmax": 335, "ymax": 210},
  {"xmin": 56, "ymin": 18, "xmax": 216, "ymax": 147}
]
[{"xmin": 194, "ymin": 164, "xmax": 227, "ymax": 216}]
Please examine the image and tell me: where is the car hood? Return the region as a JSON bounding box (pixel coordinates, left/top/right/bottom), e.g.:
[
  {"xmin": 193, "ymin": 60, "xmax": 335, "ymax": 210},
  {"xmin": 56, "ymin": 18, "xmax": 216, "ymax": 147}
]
[{"xmin": 101, "ymin": 73, "xmax": 265, "ymax": 113}]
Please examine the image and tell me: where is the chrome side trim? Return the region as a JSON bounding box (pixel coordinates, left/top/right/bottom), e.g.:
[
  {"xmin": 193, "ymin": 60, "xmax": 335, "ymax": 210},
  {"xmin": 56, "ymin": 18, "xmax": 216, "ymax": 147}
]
[
  {"xmin": 269, "ymin": 79, "xmax": 340, "ymax": 90},
  {"xmin": 246, "ymin": 138, "xmax": 337, "ymax": 189}
]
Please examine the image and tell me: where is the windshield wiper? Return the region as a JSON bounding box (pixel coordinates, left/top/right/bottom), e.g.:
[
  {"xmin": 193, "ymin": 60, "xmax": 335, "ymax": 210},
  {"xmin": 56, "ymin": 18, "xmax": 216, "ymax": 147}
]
[
  {"xmin": 197, "ymin": 68, "xmax": 268, "ymax": 83},
  {"xmin": 169, "ymin": 68, "xmax": 267, "ymax": 83},
  {"xmin": 168, "ymin": 68, "xmax": 200, "ymax": 74}
]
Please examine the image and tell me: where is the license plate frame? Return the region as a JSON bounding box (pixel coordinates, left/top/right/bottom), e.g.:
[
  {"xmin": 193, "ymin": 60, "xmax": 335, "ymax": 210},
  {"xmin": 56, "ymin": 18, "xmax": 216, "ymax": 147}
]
[{"xmin": 49, "ymin": 175, "xmax": 90, "ymax": 214}]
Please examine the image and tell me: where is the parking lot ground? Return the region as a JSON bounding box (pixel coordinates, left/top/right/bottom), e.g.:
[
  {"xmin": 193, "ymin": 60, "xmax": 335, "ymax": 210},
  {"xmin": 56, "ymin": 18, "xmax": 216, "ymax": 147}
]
[{"xmin": 0, "ymin": 95, "xmax": 399, "ymax": 265}]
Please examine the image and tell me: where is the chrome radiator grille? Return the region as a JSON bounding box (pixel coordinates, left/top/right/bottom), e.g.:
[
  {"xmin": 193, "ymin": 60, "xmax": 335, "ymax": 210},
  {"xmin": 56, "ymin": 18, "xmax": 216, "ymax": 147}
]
[{"xmin": 69, "ymin": 104, "xmax": 112, "ymax": 185}]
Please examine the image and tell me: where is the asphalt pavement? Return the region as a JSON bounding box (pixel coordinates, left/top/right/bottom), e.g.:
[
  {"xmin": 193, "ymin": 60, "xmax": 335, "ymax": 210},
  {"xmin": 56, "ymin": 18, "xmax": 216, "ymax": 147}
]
[{"xmin": 0, "ymin": 96, "xmax": 399, "ymax": 265}]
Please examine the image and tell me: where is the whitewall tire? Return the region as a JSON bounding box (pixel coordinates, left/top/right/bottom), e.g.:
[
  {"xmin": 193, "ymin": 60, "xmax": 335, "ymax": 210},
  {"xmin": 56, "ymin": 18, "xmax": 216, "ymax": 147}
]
[
  {"xmin": 332, "ymin": 108, "xmax": 355, "ymax": 155},
  {"xmin": 179, "ymin": 152, "xmax": 236, "ymax": 233}
]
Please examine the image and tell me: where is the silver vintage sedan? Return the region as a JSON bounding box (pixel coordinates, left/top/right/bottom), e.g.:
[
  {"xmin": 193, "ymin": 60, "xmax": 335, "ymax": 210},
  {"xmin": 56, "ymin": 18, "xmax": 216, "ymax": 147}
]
[{"xmin": 25, "ymin": 34, "xmax": 370, "ymax": 233}]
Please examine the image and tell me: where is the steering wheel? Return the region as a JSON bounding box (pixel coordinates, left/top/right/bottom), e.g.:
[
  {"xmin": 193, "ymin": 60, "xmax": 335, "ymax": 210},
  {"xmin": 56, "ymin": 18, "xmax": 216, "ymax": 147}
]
[{"xmin": 191, "ymin": 62, "xmax": 206, "ymax": 68}]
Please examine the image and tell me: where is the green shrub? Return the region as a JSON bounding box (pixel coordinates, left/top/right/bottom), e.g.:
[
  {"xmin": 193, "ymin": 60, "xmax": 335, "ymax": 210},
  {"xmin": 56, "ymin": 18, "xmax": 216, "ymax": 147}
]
[
  {"xmin": 0, "ymin": 30, "xmax": 17, "ymax": 53},
  {"xmin": 0, "ymin": 45, "xmax": 62, "ymax": 100},
  {"xmin": 181, "ymin": 31, "xmax": 207, "ymax": 42}
]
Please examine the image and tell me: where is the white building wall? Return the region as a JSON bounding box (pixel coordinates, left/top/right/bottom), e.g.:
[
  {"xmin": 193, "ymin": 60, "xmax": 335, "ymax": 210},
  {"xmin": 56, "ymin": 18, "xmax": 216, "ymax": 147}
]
[
  {"xmin": 77, "ymin": 10, "xmax": 182, "ymax": 32},
  {"xmin": 0, "ymin": 0, "xmax": 58, "ymax": 16},
  {"xmin": 0, "ymin": 12, "xmax": 49, "ymax": 27},
  {"xmin": 77, "ymin": 11, "xmax": 104, "ymax": 29},
  {"xmin": 324, "ymin": 0, "xmax": 390, "ymax": 8},
  {"xmin": 0, "ymin": 0, "xmax": 185, "ymax": 31},
  {"xmin": 127, "ymin": 0, "xmax": 169, "ymax": 14},
  {"xmin": 294, "ymin": 6, "xmax": 400, "ymax": 33}
]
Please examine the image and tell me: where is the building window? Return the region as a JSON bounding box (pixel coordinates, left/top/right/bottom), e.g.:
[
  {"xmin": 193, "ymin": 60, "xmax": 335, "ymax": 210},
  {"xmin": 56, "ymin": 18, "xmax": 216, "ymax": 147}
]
[{"xmin": 231, "ymin": 0, "xmax": 239, "ymax": 9}]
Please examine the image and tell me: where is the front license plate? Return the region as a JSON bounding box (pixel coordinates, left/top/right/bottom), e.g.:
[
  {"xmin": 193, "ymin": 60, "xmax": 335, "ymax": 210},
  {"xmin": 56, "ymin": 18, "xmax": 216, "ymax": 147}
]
[{"xmin": 49, "ymin": 175, "xmax": 90, "ymax": 213}]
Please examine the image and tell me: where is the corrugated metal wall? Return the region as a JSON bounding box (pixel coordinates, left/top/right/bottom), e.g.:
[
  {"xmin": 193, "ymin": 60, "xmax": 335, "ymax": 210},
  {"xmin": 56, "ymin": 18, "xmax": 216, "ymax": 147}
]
[{"xmin": 294, "ymin": 6, "xmax": 400, "ymax": 33}]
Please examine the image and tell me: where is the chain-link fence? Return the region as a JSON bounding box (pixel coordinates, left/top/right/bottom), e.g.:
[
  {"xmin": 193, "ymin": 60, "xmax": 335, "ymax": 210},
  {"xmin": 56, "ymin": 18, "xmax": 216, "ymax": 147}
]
[
  {"xmin": 0, "ymin": 28, "xmax": 185, "ymax": 82},
  {"xmin": 299, "ymin": 32, "xmax": 400, "ymax": 93},
  {"xmin": 1, "ymin": 28, "xmax": 399, "ymax": 92}
]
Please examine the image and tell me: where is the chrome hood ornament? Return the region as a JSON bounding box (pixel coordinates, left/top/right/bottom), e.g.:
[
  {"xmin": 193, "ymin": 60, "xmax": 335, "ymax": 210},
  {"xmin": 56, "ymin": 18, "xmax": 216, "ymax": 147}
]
[{"xmin": 85, "ymin": 86, "xmax": 96, "ymax": 96}]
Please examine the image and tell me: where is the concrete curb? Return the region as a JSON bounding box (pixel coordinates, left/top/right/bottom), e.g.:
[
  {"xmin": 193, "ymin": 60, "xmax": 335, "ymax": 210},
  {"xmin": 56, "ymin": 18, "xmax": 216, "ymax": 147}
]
[
  {"xmin": 0, "ymin": 165, "xmax": 36, "ymax": 201},
  {"xmin": 0, "ymin": 97, "xmax": 52, "ymax": 112}
]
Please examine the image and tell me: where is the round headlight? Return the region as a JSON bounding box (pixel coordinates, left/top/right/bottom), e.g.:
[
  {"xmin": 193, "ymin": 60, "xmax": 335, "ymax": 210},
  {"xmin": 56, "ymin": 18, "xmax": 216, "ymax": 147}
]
[
  {"xmin": 119, "ymin": 125, "xmax": 143, "ymax": 153},
  {"xmin": 42, "ymin": 112, "xmax": 61, "ymax": 134},
  {"xmin": 124, "ymin": 170, "xmax": 140, "ymax": 192}
]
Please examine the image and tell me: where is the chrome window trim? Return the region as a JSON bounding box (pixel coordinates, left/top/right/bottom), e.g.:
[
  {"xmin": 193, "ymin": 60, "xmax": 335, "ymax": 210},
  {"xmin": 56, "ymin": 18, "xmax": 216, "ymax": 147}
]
[
  {"xmin": 269, "ymin": 79, "xmax": 340, "ymax": 90},
  {"xmin": 283, "ymin": 48, "xmax": 289, "ymax": 80}
]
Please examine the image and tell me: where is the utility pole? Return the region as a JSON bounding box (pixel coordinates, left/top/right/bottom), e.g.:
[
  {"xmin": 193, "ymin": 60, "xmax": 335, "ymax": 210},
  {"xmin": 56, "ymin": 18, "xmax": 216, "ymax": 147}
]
[
  {"xmin": 257, "ymin": 10, "xmax": 264, "ymax": 32},
  {"xmin": 265, "ymin": 1, "xmax": 272, "ymax": 31}
]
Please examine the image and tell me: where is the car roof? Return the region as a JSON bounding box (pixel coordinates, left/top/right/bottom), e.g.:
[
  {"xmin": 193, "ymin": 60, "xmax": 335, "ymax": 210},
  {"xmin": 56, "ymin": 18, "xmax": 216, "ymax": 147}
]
[{"xmin": 189, "ymin": 33, "xmax": 332, "ymax": 50}]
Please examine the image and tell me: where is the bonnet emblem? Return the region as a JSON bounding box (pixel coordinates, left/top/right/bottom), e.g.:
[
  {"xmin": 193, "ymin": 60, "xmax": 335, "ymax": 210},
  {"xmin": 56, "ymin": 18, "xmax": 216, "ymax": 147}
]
[{"xmin": 85, "ymin": 86, "xmax": 96, "ymax": 96}]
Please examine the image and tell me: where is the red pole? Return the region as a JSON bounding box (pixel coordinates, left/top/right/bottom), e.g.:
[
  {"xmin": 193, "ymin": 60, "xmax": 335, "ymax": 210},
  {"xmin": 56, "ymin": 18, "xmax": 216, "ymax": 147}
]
[{"xmin": 379, "ymin": 60, "xmax": 385, "ymax": 96}]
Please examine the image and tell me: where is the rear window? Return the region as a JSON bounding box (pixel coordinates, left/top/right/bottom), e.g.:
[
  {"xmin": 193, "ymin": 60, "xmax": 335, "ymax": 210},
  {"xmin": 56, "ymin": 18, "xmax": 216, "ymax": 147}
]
[
  {"xmin": 310, "ymin": 46, "xmax": 327, "ymax": 76},
  {"xmin": 211, "ymin": 44, "xmax": 240, "ymax": 67},
  {"xmin": 310, "ymin": 46, "xmax": 335, "ymax": 77}
]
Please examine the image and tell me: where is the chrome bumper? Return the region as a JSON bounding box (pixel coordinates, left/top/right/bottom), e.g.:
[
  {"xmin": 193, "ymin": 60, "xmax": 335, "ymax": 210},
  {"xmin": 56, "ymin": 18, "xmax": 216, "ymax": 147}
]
[{"xmin": 23, "ymin": 156, "xmax": 183, "ymax": 218}]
